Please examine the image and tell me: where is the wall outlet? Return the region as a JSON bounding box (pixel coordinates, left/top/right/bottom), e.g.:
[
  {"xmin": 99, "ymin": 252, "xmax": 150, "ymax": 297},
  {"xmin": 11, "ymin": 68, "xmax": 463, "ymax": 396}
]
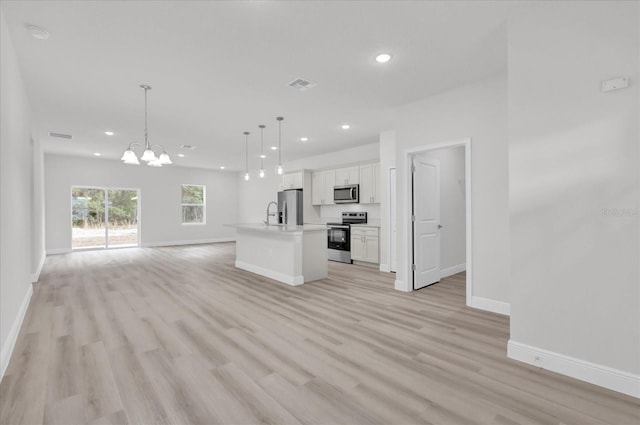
[{"xmin": 602, "ymin": 77, "xmax": 629, "ymax": 92}]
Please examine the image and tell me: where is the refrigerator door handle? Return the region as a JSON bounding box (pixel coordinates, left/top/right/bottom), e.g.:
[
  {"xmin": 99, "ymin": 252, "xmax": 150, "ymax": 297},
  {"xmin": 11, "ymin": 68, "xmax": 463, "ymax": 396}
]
[{"xmin": 284, "ymin": 201, "xmax": 288, "ymax": 224}]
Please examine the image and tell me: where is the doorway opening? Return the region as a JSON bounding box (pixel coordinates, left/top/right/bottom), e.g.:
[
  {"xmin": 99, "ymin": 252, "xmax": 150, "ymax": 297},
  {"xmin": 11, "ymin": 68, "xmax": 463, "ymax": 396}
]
[
  {"xmin": 406, "ymin": 139, "xmax": 472, "ymax": 302},
  {"xmin": 71, "ymin": 187, "xmax": 140, "ymax": 250}
]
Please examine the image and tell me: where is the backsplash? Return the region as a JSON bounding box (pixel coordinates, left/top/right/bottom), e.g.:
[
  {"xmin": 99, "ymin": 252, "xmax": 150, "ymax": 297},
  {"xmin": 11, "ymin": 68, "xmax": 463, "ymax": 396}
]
[{"xmin": 320, "ymin": 203, "xmax": 381, "ymax": 221}]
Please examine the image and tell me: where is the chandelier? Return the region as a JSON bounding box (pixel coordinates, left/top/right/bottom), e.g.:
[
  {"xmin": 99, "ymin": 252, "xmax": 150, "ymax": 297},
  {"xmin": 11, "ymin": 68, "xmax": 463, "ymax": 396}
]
[{"xmin": 121, "ymin": 85, "xmax": 172, "ymax": 166}]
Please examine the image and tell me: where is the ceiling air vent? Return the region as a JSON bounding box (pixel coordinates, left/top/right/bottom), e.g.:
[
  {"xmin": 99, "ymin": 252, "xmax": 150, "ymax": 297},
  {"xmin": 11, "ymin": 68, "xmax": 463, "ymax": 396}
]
[
  {"xmin": 287, "ymin": 78, "xmax": 317, "ymax": 91},
  {"xmin": 48, "ymin": 132, "xmax": 73, "ymax": 139},
  {"xmin": 180, "ymin": 144, "xmax": 196, "ymax": 150}
]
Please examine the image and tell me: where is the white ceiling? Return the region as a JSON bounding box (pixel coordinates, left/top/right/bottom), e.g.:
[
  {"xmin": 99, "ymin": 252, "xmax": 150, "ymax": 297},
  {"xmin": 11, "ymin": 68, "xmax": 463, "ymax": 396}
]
[{"xmin": 2, "ymin": 0, "xmax": 511, "ymax": 171}]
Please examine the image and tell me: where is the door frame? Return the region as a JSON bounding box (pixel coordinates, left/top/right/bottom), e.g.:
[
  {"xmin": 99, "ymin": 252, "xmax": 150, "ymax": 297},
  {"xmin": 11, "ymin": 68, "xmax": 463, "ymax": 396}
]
[
  {"xmin": 70, "ymin": 185, "xmax": 141, "ymax": 250},
  {"xmin": 389, "ymin": 167, "xmax": 397, "ymax": 273},
  {"xmin": 404, "ymin": 138, "xmax": 472, "ymax": 304}
]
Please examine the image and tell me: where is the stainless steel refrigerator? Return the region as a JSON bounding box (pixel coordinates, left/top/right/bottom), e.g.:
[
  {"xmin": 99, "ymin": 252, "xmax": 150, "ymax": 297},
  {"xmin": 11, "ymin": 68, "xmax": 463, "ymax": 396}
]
[{"xmin": 277, "ymin": 189, "xmax": 303, "ymax": 225}]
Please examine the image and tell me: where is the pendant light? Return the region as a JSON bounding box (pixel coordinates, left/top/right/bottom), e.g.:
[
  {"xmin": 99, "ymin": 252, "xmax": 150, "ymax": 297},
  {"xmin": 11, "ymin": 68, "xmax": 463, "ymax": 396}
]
[
  {"xmin": 258, "ymin": 124, "xmax": 266, "ymax": 178},
  {"xmin": 243, "ymin": 131, "xmax": 250, "ymax": 181},
  {"xmin": 276, "ymin": 116, "xmax": 284, "ymax": 175},
  {"xmin": 120, "ymin": 84, "xmax": 172, "ymax": 167}
]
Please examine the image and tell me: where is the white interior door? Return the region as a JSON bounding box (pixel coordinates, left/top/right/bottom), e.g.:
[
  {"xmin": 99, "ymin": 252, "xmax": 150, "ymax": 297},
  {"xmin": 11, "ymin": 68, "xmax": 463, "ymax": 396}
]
[
  {"xmin": 390, "ymin": 168, "xmax": 397, "ymax": 272},
  {"xmin": 412, "ymin": 155, "xmax": 441, "ymax": 289}
]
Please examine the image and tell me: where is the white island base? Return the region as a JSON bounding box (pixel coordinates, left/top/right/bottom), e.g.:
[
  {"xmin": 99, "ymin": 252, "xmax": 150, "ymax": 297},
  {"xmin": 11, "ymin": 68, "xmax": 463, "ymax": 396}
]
[{"xmin": 227, "ymin": 224, "xmax": 328, "ymax": 286}]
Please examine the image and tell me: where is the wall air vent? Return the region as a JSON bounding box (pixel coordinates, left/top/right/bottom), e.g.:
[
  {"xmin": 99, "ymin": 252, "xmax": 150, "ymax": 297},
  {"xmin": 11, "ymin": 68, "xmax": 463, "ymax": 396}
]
[
  {"xmin": 180, "ymin": 144, "xmax": 196, "ymax": 150},
  {"xmin": 287, "ymin": 78, "xmax": 317, "ymax": 91},
  {"xmin": 48, "ymin": 132, "xmax": 73, "ymax": 139}
]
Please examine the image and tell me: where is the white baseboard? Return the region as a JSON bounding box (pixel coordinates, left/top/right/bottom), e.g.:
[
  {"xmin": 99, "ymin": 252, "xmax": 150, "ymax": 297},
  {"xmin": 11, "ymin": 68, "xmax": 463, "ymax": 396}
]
[
  {"xmin": 46, "ymin": 248, "xmax": 71, "ymax": 255},
  {"xmin": 31, "ymin": 251, "xmax": 46, "ymax": 283},
  {"xmin": 235, "ymin": 261, "xmax": 303, "ymax": 286},
  {"xmin": 379, "ymin": 263, "xmax": 390, "ymax": 272},
  {"xmin": 143, "ymin": 237, "xmax": 235, "ymax": 248},
  {"xmin": 1, "ymin": 284, "xmax": 33, "ymax": 380},
  {"xmin": 468, "ymin": 295, "xmax": 510, "ymax": 316},
  {"xmin": 394, "ymin": 279, "xmax": 411, "ymax": 292},
  {"xmin": 440, "ymin": 263, "xmax": 466, "ymax": 278},
  {"xmin": 508, "ymin": 340, "xmax": 640, "ymax": 398}
]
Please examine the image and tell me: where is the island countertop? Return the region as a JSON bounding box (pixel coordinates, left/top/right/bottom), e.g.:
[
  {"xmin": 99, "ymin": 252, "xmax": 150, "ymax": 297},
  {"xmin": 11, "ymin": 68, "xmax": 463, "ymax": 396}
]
[{"xmin": 225, "ymin": 223, "xmax": 327, "ymax": 234}]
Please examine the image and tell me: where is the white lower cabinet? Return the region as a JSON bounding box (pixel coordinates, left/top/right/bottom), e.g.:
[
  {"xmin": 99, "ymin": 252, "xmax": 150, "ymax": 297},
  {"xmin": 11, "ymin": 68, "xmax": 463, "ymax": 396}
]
[{"xmin": 350, "ymin": 226, "xmax": 379, "ymax": 264}]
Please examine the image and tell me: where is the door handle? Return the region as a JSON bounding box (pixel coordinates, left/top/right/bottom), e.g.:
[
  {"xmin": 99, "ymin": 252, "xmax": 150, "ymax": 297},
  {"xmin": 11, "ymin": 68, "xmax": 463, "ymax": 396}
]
[{"xmin": 438, "ymin": 224, "xmax": 443, "ymax": 229}]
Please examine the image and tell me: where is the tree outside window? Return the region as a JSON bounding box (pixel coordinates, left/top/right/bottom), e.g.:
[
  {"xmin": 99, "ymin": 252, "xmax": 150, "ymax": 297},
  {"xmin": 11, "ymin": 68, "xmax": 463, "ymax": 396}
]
[{"xmin": 181, "ymin": 185, "xmax": 205, "ymax": 224}]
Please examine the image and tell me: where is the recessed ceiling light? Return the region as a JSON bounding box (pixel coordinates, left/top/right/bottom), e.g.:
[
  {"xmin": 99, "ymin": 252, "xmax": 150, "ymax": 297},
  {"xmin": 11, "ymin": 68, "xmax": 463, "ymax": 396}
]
[
  {"xmin": 375, "ymin": 53, "xmax": 392, "ymax": 63},
  {"xmin": 220, "ymin": 166, "xmax": 225, "ymax": 170},
  {"xmin": 178, "ymin": 154, "xmax": 185, "ymax": 157},
  {"xmin": 259, "ymin": 154, "xmax": 266, "ymax": 159},
  {"xmin": 104, "ymin": 130, "xmax": 115, "ymax": 136},
  {"xmin": 93, "ymin": 153, "xmax": 101, "ymax": 157},
  {"xmin": 26, "ymin": 25, "xmax": 49, "ymax": 40},
  {"xmin": 341, "ymin": 124, "xmax": 351, "ymax": 130},
  {"xmin": 300, "ymin": 137, "xmax": 308, "ymax": 142},
  {"xmin": 270, "ymin": 146, "xmax": 278, "ymax": 150}
]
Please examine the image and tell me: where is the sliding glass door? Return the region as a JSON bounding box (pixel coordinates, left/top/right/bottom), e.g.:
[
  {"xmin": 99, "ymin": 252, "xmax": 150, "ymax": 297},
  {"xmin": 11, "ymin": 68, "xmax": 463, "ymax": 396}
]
[{"xmin": 72, "ymin": 187, "xmax": 139, "ymax": 250}]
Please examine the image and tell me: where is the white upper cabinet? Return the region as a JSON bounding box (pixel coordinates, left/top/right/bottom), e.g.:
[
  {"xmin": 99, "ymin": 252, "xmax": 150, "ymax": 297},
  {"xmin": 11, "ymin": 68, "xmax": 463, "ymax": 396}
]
[
  {"xmin": 334, "ymin": 166, "xmax": 359, "ymax": 186},
  {"xmin": 282, "ymin": 171, "xmax": 303, "ymax": 190},
  {"xmin": 359, "ymin": 163, "xmax": 380, "ymax": 204},
  {"xmin": 311, "ymin": 169, "xmax": 335, "ymax": 205}
]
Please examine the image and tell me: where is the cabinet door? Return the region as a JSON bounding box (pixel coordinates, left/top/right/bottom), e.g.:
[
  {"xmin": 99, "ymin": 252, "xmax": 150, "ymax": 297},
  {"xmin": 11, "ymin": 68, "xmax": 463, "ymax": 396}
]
[
  {"xmin": 346, "ymin": 166, "xmax": 360, "ymax": 185},
  {"xmin": 363, "ymin": 236, "xmax": 379, "ymax": 263},
  {"xmin": 335, "ymin": 166, "xmax": 359, "ymax": 185},
  {"xmin": 350, "ymin": 236, "xmax": 364, "ymax": 261},
  {"xmin": 372, "ymin": 163, "xmax": 380, "ymax": 203},
  {"xmin": 335, "ymin": 168, "xmax": 348, "ymax": 186},
  {"xmin": 324, "ymin": 170, "xmax": 335, "ymax": 205},
  {"xmin": 283, "ymin": 172, "xmax": 303, "ymax": 189},
  {"xmin": 359, "ymin": 163, "xmax": 380, "ymax": 204},
  {"xmin": 292, "ymin": 172, "xmax": 303, "ymax": 189},
  {"xmin": 359, "ymin": 164, "xmax": 373, "ymax": 204},
  {"xmin": 311, "ymin": 172, "xmax": 323, "ymax": 205}
]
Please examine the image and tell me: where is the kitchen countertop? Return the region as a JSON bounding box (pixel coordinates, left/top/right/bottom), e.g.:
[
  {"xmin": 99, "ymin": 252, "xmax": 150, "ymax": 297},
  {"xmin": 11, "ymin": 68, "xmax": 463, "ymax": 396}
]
[{"xmin": 225, "ymin": 223, "xmax": 327, "ymax": 234}]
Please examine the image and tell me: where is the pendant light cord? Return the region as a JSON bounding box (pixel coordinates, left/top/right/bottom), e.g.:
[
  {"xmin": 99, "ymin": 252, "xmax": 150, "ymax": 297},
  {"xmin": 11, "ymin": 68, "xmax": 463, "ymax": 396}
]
[
  {"xmin": 244, "ymin": 132, "xmax": 250, "ymax": 174},
  {"xmin": 277, "ymin": 117, "xmax": 283, "ymax": 165},
  {"xmin": 144, "ymin": 86, "xmax": 149, "ymax": 149},
  {"xmin": 259, "ymin": 125, "xmax": 265, "ymax": 170}
]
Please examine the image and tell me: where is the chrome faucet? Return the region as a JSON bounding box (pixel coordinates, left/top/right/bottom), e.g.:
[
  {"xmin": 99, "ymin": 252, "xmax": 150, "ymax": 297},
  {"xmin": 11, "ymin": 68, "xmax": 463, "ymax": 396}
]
[{"xmin": 265, "ymin": 201, "xmax": 278, "ymax": 225}]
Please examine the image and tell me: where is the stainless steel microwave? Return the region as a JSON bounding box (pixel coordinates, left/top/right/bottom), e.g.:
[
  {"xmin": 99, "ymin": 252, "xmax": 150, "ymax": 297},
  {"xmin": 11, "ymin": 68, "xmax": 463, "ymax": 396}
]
[{"xmin": 334, "ymin": 184, "xmax": 359, "ymax": 204}]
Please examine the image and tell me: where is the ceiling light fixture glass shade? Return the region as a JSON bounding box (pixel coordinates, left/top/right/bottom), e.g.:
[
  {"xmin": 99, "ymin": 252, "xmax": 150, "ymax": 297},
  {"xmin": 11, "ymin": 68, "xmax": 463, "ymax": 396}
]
[
  {"xmin": 141, "ymin": 148, "xmax": 157, "ymax": 162},
  {"xmin": 120, "ymin": 84, "xmax": 171, "ymax": 167},
  {"xmin": 121, "ymin": 148, "xmax": 138, "ymax": 163},
  {"xmin": 243, "ymin": 131, "xmax": 250, "ymax": 181},
  {"xmin": 158, "ymin": 152, "xmax": 172, "ymax": 165},
  {"xmin": 276, "ymin": 116, "xmax": 284, "ymax": 175},
  {"xmin": 258, "ymin": 124, "xmax": 266, "ymax": 178}
]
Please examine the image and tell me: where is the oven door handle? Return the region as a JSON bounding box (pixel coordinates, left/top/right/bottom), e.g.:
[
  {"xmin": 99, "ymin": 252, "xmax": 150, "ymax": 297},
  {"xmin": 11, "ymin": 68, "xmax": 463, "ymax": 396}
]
[{"xmin": 328, "ymin": 225, "xmax": 350, "ymax": 229}]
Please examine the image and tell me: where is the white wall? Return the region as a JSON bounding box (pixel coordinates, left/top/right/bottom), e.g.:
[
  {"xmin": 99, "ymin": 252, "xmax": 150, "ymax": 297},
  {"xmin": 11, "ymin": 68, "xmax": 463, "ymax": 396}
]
[
  {"xmin": 238, "ymin": 142, "xmax": 380, "ymax": 223},
  {"xmin": 31, "ymin": 136, "xmax": 46, "ymax": 281},
  {"xmin": 391, "ymin": 74, "xmax": 510, "ymax": 311},
  {"xmin": 508, "ymin": 0, "xmax": 639, "ymax": 393},
  {"xmin": 0, "ymin": 8, "xmax": 41, "ymax": 378},
  {"xmin": 422, "ymin": 147, "xmax": 466, "ymax": 271},
  {"xmin": 378, "ymin": 131, "xmax": 397, "ymax": 272},
  {"xmin": 44, "ymin": 154, "xmax": 239, "ymax": 251}
]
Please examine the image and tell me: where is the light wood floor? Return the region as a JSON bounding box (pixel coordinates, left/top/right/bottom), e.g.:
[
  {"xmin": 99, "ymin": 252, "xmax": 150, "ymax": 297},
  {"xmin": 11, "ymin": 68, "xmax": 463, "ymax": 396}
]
[{"xmin": 1, "ymin": 243, "xmax": 638, "ymax": 425}]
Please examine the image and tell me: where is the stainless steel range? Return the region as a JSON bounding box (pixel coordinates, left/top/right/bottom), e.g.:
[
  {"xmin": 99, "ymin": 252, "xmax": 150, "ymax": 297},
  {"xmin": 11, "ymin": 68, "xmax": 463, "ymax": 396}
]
[{"xmin": 327, "ymin": 212, "xmax": 367, "ymax": 263}]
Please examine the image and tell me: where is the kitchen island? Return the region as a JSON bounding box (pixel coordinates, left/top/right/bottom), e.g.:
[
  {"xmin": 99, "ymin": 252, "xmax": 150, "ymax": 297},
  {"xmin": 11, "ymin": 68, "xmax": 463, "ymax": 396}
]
[{"xmin": 225, "ymin": 223, "xmax": 328, "ymax": 286}]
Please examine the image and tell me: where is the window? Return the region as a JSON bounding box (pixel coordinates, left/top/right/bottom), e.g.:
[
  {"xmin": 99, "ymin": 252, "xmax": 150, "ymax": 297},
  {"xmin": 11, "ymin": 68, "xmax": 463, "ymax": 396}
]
[{"xmin": 181, "ymin": 184, "xmax": 205, "ymax": 224}]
